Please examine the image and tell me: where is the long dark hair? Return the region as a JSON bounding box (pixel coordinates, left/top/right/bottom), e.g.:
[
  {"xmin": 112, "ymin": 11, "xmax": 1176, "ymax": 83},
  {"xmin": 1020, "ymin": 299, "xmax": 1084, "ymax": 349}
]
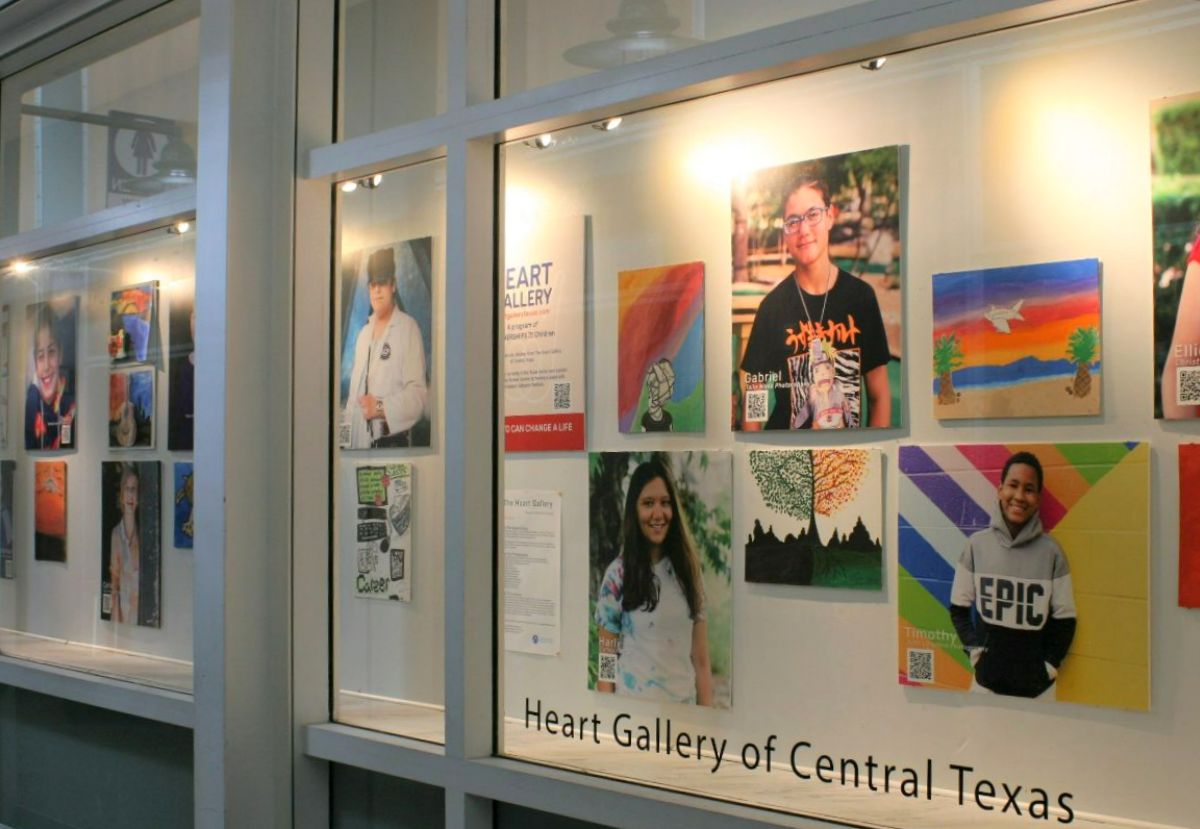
[{"xmin": 619, "ymin": 459, "xmax": 704, "ymax": 618}]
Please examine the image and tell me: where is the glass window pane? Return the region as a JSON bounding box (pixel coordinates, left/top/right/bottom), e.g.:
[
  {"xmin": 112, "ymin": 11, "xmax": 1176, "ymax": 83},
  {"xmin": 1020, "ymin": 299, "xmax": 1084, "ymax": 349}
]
[
  {"xmin": 0, "ymin": 13, "xmax": 199, "ymax": 236},
  {"xmin": 333, "ymin": 160, "xmax": 446, "ymax": 743},
  {"xmin": 0, "ymin": 223, "xmax": 196, "ymax": 692},
  {"xmin": 339, "ymin": 0, "xmax": 447, "ymax": 140},
  {"xmin": 499, "ymin": 0, "xmax": 875, "ymax": 96},
  {"xmin": 498, "ymin": 2, "xmax": 1196, "ymax": 827}
]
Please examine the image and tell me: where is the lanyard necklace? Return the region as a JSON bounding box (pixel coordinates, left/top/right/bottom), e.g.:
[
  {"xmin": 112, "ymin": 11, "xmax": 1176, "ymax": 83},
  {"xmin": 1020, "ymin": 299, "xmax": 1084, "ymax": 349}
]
[{"xmin": 795, "ymin": 259, "xmax": 836, "ymax": 334}]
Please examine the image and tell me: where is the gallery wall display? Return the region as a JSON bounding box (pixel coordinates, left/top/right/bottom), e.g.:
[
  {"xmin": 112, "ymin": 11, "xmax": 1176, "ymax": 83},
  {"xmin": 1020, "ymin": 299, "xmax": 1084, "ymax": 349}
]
[
  {"xmin": 503, "ymin": 215, "xmax": 587, "ymax": 452},
  {"xmin": 167, "ymin": 279, "xmax": 195, "ymax": 452},
  {"xmin": 732, "ymin": 146, "xmax": 903, "ymax": 431},
  {"xmin": 617, "ymin": 262, "xmax": 705, "ymax": 434},
  {"xmin": 353, "ymin": 463, "xmax": 413, "ymax": 602},
  {"xmin": 173, "ymin": 461, "xmax": 194, "ymax": 550},
  {"xmin": 1151, "ymin": 89, "xmax": 1200, "ymax": 420},
  {"xmin": 33, "ymin": 460, "xmax": 66, "ymax": 562},
  {"xmin": 931, "ymin": 260, "xmax": 1101, "ymax": 419},
  {"xmin": 108, "ymin": 367, "xmax": 155, "ymax": 448},
  {"xmin": 744, "ymin": 448, "xmax": 882, "ymax": 589},
  {"xmin": 898, "ymin": 442, "xmax": 1149, "ymax": 710},
  {"xmin": 25, "ymin": 297, "xmax": 78, "ymax": 450},
  {"xmin": 0, "ymin": 460, "xmax": 13, "ymax": 579},
  {"xmin": 338, "ymin": 238, "xmax": 434, "ymax": 450},
  {"xmin": 588, "ymin": 451, "xmax": 732, "ymax": 708},
  {"xmin": 1180, "ymin": 444, "xmax": 1200, "ymax": 608},
  {"xmin": 99, "ymin": 461, "xmax": 162, "ymax": 628},
  {"xmin": 108, "ymin": 281, "xmax": 158, "ymax": 363}
]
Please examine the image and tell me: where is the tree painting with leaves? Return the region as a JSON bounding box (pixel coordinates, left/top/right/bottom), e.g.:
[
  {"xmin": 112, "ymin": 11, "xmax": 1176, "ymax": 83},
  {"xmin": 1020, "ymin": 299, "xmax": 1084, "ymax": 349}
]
[
  {"xmin": 587, "ymin": 451, "xmax": 733, "ymax": 707},
  {"xmin": 745, "ymin": 449, "xmax": 882, "ymax": 589},
  {"xmin": 934, "ymin": 333, "xmax": 964, "ymax": 405},
  {"xmin": 1066, "ymin": 326, "xmax": 1099, "ymax": 398}
]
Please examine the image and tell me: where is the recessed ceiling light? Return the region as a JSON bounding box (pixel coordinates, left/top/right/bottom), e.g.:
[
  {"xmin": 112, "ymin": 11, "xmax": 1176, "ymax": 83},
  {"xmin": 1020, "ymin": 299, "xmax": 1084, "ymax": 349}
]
[
  {"xmin": 860, "ymin": 56, "xmax": 887, "ymax": 71},
  {"xmin": 340, "ymin": 180, "xmax": 358, "ymax": 193},
  {"xmin": 593, "ymin": 117, "xmax": 623, "ymax": 131},
  {"xmin": 524, "ymin": 133, "xmax": 555, "ymax": 150}
]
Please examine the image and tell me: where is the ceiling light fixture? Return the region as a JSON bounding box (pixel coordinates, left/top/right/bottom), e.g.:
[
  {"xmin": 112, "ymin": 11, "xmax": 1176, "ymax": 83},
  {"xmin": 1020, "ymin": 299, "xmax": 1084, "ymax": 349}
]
[
  {"xmin": 563, "ymin": 0, "xmax": 701, "ymax": 69},
  {"xmin": 340, "ymin": 180, "xmax": 359, "ymax": 193},
  {"xmin": 10, "ymin": 260, "xmax": 35, "ymax": 275},
  {"xmin": 169, "ymin": 220, "xmax": 192, "ymax": 235},
  {"xmin": 524, "ymin": 133, "xmax": 555, "ymax": 150},
  {"xmin": 860, "ymin": 56, "xmax": 887, "ymax": 71},
  {"xmin": 593, "ymin": 117, "xmax": 624, "ymax": 131}
]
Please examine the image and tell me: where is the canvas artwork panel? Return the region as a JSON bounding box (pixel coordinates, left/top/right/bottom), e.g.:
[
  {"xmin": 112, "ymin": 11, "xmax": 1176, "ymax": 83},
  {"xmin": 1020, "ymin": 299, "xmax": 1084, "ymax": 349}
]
[
  {"xmin": 932, "ymin": 259, "xmax": 1101, "ymax": 419},
  {"xmin": 167, "ymin": 279, "xmax": 195, "ymax": 451},
  {"xmin": 174, "ymin": 461, "xmax": 194, "ymax": 550},
  {"xmin": 0, "ymin": 461, "xmax": 13, "ymax": 579},
  {"xmin": 338, "ymin": 238, "xmax": 433, "ymax": 450},
  {"xmin": 100, "ymin": 461, "xmax": 162, "ymax": 627},
  {"xmin": 25, "ymin": 297, "xmax": 79, "ymax": 450},
  {"xmin": 34, "ymin": 461, "xmax": 66, "ymax": 562},
  {"xmin": 109, "ymin": 367, "xmax": 155, "ymax": 448},
  {"xmin": 1151, "ymin": 90, "xmax": 1200, "ymax": 419},
  {"xmin": 109, "ymin": 281, "xmax": 158, "ymax": 364},
  {"xmin": 732, "ymin": 146, "xmax": 903, "ymax": 431},
  {"xmin": 587, "ymin": 451, "xmax": 732, "ymax": 708},
  {"xmin": 745, "ymin": 449, "xmax": 882, "ymax": 589},
  {"xmin": 897, "ymin": 442, "xmax": 1149, "ymax": 711},
  {"xmin": 1179, "ymin": 444, "xmax": 1200, "ymax": 608},
  {"xmin": 617, "ymin": 262, "xmax": 704, "ymax": 433},
  {"xmin": 353, "ymin": 463, "xmax": 413, "ymax": 602}
]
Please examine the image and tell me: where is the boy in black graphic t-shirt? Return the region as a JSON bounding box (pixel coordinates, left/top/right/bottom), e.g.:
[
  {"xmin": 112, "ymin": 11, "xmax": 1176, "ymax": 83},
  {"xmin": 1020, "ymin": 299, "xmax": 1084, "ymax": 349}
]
[{"xmin": 738, "ymin": 172, "xmax": 891, "ymax": 429}]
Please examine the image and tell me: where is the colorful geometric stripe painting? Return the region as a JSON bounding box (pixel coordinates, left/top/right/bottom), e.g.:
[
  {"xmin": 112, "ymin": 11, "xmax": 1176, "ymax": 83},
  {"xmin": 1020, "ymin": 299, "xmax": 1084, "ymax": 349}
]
[
  {"xmin": 617, "ymin": 262, "xmax": 704, "ymax": 433},
  {"xmin": 898, "ymin": 442, "xmax": 1149, "ymax": 710}
]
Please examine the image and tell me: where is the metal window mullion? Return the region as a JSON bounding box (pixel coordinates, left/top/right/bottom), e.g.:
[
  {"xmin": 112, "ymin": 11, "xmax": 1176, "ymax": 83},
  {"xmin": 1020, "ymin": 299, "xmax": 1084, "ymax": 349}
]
[
  {"xmin": 193, "ymin": 0, "xmax": 298, "ymax": 826},
  {"xmin": 443, "ymin": 134, "xmax": 496, "ymax": 765}
]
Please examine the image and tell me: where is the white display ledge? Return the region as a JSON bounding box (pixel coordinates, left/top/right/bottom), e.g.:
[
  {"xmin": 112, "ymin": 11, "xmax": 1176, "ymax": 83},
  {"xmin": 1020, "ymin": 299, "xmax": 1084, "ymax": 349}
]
[
  {"xmin": 335, "ymin": 690, "xmax": 445, "ymax": 745},
  {"xmin": 305, "ymin": 713, "xmax": 1186, "ymax": 829},
  {"xmin": 0, "ymin": 629, "xmax": 193, "ymax": 728}
]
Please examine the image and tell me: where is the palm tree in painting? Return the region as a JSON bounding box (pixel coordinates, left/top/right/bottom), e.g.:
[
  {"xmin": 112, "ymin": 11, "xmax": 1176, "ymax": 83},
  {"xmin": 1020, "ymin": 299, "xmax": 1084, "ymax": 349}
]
[
  {"xmin": 1066, "ymin": 326, "xmax": 1099, "ymax": 398},
  {"xmin": 933, "ymin": 333, "xmax": 964, "ymax": 405}
]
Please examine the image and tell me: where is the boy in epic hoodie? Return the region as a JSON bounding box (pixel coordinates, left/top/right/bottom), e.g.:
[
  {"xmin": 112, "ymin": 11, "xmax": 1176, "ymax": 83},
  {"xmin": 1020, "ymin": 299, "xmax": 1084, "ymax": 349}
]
[{"xmin": 950, "ymin": 451, "xmax": 1077, "ymax": 699}]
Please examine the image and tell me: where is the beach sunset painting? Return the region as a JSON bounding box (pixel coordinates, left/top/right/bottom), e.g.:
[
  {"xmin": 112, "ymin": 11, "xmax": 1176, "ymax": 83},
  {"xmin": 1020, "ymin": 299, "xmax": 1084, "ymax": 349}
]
[{"xmin": 932, "ymin": 259, "xmax": 1101, "ymax": 419}]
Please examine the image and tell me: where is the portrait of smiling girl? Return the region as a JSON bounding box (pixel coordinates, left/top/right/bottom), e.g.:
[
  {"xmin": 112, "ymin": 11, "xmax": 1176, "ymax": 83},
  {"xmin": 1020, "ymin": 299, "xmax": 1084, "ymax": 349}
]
[{"xmin": 593, "ymin": 458, "xmax": 717, "ymax": 706}]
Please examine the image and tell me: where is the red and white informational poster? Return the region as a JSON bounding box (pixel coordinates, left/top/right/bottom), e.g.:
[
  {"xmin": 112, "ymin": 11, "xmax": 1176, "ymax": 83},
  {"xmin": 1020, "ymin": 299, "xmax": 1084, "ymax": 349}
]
[
  {"xmin": 1180, "ymin": 444, "xmax": 1200, "ymax": 608},
  {"xmin": 503, "ymin": 214, "xmax": 586, "ymax": 452}
]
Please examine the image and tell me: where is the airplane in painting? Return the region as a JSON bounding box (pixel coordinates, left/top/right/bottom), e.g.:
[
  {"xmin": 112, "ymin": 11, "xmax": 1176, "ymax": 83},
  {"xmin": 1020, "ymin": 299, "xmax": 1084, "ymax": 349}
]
[{"xmin": 983, "ymin": 300, "xmax": 1024, "ymax": 334}]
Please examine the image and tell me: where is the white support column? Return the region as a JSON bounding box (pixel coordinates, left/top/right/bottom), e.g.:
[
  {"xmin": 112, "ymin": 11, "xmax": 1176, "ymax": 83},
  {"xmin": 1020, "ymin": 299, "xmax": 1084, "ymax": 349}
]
[
  {"xmin": 292, "ymin": 0, "xmax": 336, "ymax": 827},
  {"xmin": 447, "ymin": 0, "xmax": 496, "ymax": 110},
  {"xmin": 443, "ymin": 133, "xmax": 496, "ymax": 769},
  {"xmin": 447, "ymin": 787, "xmax": 495, "ymax": 829},
  {"xmin": 193, "ymin": 1, "xmax": 297, "ymax": 826}
]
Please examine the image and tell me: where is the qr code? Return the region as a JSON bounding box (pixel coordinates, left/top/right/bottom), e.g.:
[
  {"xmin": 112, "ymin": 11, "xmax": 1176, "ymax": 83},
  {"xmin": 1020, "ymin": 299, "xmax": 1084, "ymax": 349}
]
[
  {"xmin": 598, "ymin": 652, "xmax": 617, "ymax": 683},
  {"xmin": 745, "ymin": 389, "xmax": 769, "ymax": 422},
  {"xmin": 356, "ymin": 546, "xmax": 374, "ymax": 574},
  {"xmin": 338, "ymin": 418, "xmax": 351, "ymax": 448},
  {"xmin": 1177, "ymin": 366, "xmax": 1200, "ymax": 405},
  {"xmin": 102, "ymin": 592, "xmax": 112, "ymax": 615},
  {"xmin": 390, "ymin": 548, "xmax": 405, "ymax": 581},
  {"xmin": 907, "ymin": 648, "xmax": 935, "ymax": 683},
  {"xmin": 62, "ymin": 421, "xmax": 72, "ymax": 445},
  {"xmin": 553, "ymin": 382, "xmax": 571, "ymax": 410}
]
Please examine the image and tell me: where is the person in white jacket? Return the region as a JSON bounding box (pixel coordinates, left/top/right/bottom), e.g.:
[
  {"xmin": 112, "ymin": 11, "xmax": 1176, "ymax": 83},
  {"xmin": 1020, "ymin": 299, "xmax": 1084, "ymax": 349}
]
[{"xmin": 344, "ymin": 247, "xmax": 428, "ymax": 448}]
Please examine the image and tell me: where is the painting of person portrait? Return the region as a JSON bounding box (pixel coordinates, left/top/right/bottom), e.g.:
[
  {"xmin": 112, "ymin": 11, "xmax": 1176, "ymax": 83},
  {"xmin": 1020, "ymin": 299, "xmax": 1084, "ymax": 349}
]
[
  {"xmin": 100, "ymin": 461, "xmax": 162, "ymax": 628},
  {"xmin": 587, "ymin": 451, "xmax": 732, "ymax": 708},
  {"xmin": 25, "ymin": 297, "xmax": 79, "ymax": 450},
  {"xmin": 732, "ymin": 147, "xmax": 903, "ymax": 431},
  {"xmin": 338, "ymin": 238, "xmax": 433, "ymax": 449}
]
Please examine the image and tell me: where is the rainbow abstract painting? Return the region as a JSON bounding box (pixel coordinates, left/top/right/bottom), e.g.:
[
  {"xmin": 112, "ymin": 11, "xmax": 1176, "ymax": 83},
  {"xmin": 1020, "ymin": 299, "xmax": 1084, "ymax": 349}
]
[
  {"xmin": 932, "ymin": 259, "xmax": 1101, "ymax": 419},
  {"xmin": 617, "ymin": 262, "xmax": 704, "ymax": 433},
  {"xmin": 898, "ymin": 442, "xmax": 1149, "ymax": 710}
]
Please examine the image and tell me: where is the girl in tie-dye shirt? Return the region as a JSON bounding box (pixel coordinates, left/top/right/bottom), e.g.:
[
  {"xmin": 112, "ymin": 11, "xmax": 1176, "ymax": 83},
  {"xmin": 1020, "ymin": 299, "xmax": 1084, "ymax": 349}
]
[{"xmin": 594, "ymin": 459, "xmax": 713, "ymax": 705}]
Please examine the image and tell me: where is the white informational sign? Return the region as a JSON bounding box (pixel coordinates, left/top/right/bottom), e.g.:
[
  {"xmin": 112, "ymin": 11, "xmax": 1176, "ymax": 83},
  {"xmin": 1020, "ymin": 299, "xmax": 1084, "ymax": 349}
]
[
  {"xmin": 354, "ymin": 463, "xmax": 413, "ymax": 602},
  {"xmin": 504, "ymin": 489, "xmax": 561, "ymax": 655},
  {"xmin": 502, "ymin": 215, "xmax": 586, "ymax": 452}
]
